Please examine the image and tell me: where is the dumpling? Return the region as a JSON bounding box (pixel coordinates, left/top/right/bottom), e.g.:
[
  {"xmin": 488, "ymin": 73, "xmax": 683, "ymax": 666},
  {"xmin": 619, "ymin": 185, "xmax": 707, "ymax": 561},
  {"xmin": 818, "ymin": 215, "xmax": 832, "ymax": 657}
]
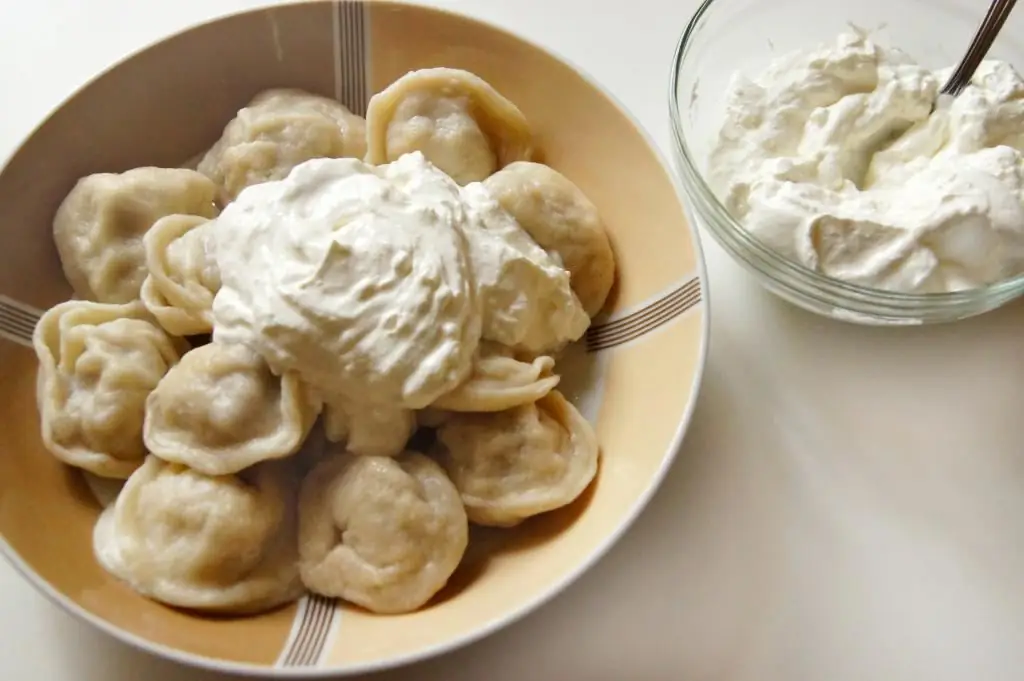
[
  {"xmin": 365, "ymin": 68, "xmax": 533, "ymax": 185},
  {"xmin": 461, "ymin": 182, "xmax": 590, "ymax": 354},
  {"xmin": 33, "ymin": 300, "xmax": 186, "ymax": 479},
  {"xmin": 140, "ymin": 214, "xmax": 220, "ymax": 336},
  {"xmin": 93, "ymin": 455, "xmax": 303, "ymax": 614},
  {"xmin": 53, "ymin": 167, "xmax": 219, "ymax": 304},
  {"xmin": 435, "ymin": 390, "xmax": 599, "ymax": 527},
  {"xmin": 198, "ymin": 88, "xmax": 367, "ymax": 202},
  {"xmin": 416, "ymin": 407, "xmax": 452, "ymax": 429},
  {"xmin": 484, "ymin": 162, "xmax": 616, "ymax": 317},
  {"xmin": 144, "ymin": 343, "xmax": 319, "ymax": 476},
  {"xmin": 432, "ymin": 342, "xmax": 560, "ymax": 412},
  {"xmin": 298, "ymin": 450, "xmax": 468, "ymax": 614},
  {"xmin": 323, "ymin": 400, "xmax": 416, "ymax": 458}
]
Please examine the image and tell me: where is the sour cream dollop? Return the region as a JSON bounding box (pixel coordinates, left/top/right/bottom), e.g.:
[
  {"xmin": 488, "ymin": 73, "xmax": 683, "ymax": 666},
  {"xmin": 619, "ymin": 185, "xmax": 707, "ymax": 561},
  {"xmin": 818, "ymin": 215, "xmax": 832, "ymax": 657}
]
[
  {"xmin": 211, "ymin": 152, "xmax": 481, "ymax": 410},
  {"xmin": 461, "ymin": 182, "xmax": 590, "ymax": 354}
]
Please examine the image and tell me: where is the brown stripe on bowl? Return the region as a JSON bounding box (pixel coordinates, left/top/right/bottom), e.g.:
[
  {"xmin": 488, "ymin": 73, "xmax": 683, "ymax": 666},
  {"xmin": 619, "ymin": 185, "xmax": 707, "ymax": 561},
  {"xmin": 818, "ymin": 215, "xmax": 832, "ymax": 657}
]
[
  {"xmin": 586, "ymin": 277, "xmax": 702, "ymax": 352},
  {"xmin": 0, "ymin": 295, "xmax": 42, "ymax": 347},
  {"xmin": 278, "ymin": 595, "xmax": 339, "ymax": 668},
  {"xmin": 334, "ymin": 0, "xmax": 370, "ymax": 116}
]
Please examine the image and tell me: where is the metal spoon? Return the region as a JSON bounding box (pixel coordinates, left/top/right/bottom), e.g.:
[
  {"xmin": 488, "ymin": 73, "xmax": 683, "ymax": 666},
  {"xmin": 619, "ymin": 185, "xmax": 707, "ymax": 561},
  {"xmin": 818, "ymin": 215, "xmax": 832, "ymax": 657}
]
[{"xmin": 939, "ymin": 0, "xmax": 1017, "ymax": 97}]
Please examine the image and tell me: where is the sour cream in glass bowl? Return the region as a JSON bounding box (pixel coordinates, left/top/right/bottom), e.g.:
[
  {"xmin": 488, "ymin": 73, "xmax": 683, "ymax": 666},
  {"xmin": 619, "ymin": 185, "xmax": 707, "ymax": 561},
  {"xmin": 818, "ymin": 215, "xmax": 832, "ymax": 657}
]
[{"xmin": 670, "ymin": 0, "xmax": 1024, "ymax": 325}]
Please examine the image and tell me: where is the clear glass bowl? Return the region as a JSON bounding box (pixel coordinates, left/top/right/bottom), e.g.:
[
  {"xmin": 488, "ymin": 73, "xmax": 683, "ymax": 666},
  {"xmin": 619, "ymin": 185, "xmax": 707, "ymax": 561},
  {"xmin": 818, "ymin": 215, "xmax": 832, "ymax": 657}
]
[{"xmin": 668, "ymin": 0, "xmax": 1024, "ymax": 325}]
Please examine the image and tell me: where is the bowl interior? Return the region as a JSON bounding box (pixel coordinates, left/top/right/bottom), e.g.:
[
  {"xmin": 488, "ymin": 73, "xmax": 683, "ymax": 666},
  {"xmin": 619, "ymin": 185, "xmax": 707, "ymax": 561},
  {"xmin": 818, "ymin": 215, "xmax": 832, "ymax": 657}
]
[{"xmin": 0, "ymin": 0, "xmax": 706, "ymax": 675}]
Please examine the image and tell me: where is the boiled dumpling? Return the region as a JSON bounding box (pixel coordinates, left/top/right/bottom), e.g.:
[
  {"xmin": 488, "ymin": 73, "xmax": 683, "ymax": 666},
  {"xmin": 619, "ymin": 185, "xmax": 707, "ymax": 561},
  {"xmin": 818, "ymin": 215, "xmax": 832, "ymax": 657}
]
[
  {"xmin": 144, "ymin": 343, "xmax": 319, "ymax": 476},
  {"xmin": 416, "ymin": 407, "xmax": 452, "ymax": 429},
  {"xmin": 53, "ymin": 168, "xmax": 219, "ymax": 303},
  {"xmin": 93, "ymin": 455, "xmax": 303, "ymax": 614},
  {"xmin": 298, "ymin": 450, "xmax": 468, "ymax": 614},
  {"xmin": 484, "ymin": 162, "xmax": 616, "ymax": 317},
  {"xmin": 461, "ymin": 183, "xmax": 589, "ymax": 354},
  {"xmin": 140, "ymin": 214, "xmax": 220, "ymax": 336},
  {"xmin": 323, "ymin": 400, "xmax": 416, "ymax": 458},
  {"xmin": 33, "ymin": 300, "xmax": 186, "ymax": 479},
  {"xmin": 432, "ymin": 342, "xmax": 560, "ymax": 412},
  {"xmin": 436, "ymin": 390, "xmax": 599, "ymax": 527},
  {"xmin": 198, "ymin": 88, "xmax": 367, "ymax": 202},
  {"xmin": 365, "ymin": 68, "xmax": 533, "ymax": 185}
]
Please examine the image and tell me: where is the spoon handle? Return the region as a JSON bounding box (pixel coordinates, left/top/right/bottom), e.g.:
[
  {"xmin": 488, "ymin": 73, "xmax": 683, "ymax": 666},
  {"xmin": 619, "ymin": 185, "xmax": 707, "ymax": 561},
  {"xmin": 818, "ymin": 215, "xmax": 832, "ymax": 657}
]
[{"xmin": 940, "ymin": 0, "xmax": 1018, "ymax": 97}]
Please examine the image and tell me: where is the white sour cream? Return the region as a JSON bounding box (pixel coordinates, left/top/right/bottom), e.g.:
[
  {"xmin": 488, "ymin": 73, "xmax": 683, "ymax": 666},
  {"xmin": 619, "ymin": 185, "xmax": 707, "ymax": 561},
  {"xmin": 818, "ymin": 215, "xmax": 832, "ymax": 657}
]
[
  {"xmin": 461, "ymin": 182, "xmax": 590, "ymax": 354},
  {"xmin": 211, "ymin": 152, "xmax": 481, "ymax": 411},
  {"xmin": 708, "ymin": 31, "xmax": 1024, "ymax": 293}
]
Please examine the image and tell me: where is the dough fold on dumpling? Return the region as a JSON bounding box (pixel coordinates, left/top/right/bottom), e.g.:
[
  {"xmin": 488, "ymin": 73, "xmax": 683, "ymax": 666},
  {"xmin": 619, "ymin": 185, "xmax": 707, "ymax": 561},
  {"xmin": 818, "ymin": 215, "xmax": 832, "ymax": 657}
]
[
  {"xmin": 53, "ymin": 168, "xmax": 219, "ymax": 304},
  {"xmin": 93, "ymin": 455, "xmax": 303, "ymax": 614},
  {"xmin": 436, "ymin": 390, "xmax": 599, "ymax": 527},
  {"xmin": 484, "ymin": 161, "xmax": 616, "ymax": 317},
  {"xmin": 432, "ymin": 342, "xmax": 559, "ymax": 412},
  {"xmin": 144, "ymin": 343, "xmax": 319, "ymax": 476},
  {"xmin": 365, "ymin": 68, "xmax": 533, "ymax": 184},
  {"xmin": 298, "ymin": 450, "xmax": 468, "ymax": 614},
  {"xmin": 33, "ymin": 300, "xmax": 186, "ymax": 479},
  {"xmin": 323, "ymin": 399, "xmax": 416, "ymax": 458},
  {"xmin": 198, "ymin": 88, "xmax": 367, "ymax": 202},
  {"xmin": 140, "ymin": 214, "xmax": 220, "ymax": 336}
]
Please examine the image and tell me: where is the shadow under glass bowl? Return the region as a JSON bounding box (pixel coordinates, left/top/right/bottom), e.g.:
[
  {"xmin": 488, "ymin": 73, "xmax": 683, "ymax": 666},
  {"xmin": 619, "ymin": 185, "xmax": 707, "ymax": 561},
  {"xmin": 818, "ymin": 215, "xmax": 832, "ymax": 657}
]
[{"xmin": 669, "ymin": 0, "xmax": 1024, "ymax": 325}]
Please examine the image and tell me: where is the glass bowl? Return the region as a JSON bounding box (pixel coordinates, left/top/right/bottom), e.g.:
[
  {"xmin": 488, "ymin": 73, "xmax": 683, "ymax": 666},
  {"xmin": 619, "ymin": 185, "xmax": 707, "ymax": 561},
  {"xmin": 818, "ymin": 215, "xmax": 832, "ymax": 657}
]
[{"xmin": 669, "ymin": 0, "xmax": 1024, "ymax": 325}]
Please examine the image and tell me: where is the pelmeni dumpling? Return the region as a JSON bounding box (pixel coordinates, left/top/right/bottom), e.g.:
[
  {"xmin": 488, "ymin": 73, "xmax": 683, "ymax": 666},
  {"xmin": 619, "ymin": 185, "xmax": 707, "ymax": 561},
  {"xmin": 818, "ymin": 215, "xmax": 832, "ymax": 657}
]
[
  {"xmin": 461, "ymin": 183, "xmax": 589, "ymax": 354},
  {"xmin": 198, "ymin": 89, "xmax": 367, "ymax": 202},
  {"xmin": 33, "ymin": 300, "xmax": 186, "ymax": 479},
  {"xmin": 93, "ymin": 455, "xmax": 303, "ymax": 614},
  {"xmin": 416, "ymin": 407, "xmax": 452, "ymax": 429},
  {"xmin": 140, "ymin": 214, "xmax": 220, "ymax": 336},
  {"xmin": 432, "ymin": 342, "xmax": 560, "ymax": 412},
  {"xmin": 484, "ymin": 162, "xmax": 616, "ymax": 317},
  {"xmin": 365, "ymin": 68, "xmax": 533, "ymax": 185},
  {"xmin": 436, "ymin": 390, "xmax": 599, "ymax": 527},
  {"xmin": 323, "ymin": 400, "xmax": 416, "ymax": 458},
  {"xmin": 53, "ymin": 168, "xmax": 219, "ymax": 304},
  {"xmin": 144, "ymin": 343, "xmax": 319, "ymax": 476},
  {"xmin": 298, "ymin": 450, "xmax": 468, "ymax": 614}
]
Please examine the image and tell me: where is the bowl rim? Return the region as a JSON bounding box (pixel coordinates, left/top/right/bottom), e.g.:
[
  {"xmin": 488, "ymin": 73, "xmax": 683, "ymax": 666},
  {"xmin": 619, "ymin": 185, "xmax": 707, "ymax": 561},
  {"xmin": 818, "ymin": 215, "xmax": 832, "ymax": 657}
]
[
  {"xmin": 667, "ymin": 0, "xmax": 1024, "ymax": 308},
  {"xmin": 0, "ymin": 0, "xmax": 711, "ymax": 676}
]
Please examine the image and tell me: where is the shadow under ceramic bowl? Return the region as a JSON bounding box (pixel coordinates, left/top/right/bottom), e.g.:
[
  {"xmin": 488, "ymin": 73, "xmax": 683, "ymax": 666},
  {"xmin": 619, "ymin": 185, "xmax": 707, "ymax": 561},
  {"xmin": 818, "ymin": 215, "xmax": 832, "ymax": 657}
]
[
  {"xmin": 669, "ymin": 0, "xmax": 1024, "ymax": 326},
  {"xmin": 0, "ymin": 0, "xmax": 708, "ymax": 676}
]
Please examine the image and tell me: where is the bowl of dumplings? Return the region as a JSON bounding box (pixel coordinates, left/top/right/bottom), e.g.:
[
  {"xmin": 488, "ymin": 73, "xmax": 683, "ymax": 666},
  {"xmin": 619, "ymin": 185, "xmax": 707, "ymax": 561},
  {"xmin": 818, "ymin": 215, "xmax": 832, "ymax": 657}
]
[{"xmin": 0, "ymin": 1, "xmax": 708, "ymax": 676}]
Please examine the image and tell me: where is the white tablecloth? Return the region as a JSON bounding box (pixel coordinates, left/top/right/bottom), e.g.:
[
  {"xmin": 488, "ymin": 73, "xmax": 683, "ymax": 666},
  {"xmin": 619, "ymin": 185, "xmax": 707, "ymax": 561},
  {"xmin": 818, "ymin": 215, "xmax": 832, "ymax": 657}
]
[{"xmin": 3, "ymin": 1, "xmax": 1024, "ymax": 679}]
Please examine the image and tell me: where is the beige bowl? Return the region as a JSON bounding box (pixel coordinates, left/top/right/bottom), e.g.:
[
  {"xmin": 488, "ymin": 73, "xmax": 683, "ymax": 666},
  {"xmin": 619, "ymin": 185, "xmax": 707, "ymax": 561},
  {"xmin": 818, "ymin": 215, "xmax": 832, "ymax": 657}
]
[{"xmin": 0, "ymin": 0, "xmax": 708, "ymax": 675}]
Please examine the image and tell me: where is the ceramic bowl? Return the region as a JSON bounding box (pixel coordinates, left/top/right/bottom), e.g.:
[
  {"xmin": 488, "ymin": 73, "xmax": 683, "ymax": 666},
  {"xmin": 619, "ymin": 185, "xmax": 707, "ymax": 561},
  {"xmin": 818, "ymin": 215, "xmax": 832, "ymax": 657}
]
[{"xmin": 0, "ymin": 0, "xmax": 708, "ymax": 675}]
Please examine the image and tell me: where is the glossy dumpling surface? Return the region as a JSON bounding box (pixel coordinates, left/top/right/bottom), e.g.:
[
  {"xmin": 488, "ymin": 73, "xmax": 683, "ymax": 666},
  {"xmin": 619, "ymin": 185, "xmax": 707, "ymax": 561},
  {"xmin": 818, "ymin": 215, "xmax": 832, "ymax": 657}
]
[
  {"xmin": 436, "ymin": 390, "xmax": 599, "ymax": 527},
  {"xmin": 484, "ymin": 162, "xmax": 616, "ymax": 317},
  {"xmin": 33, "ymin": 300, "xmax": 186, "ymax": 479},
  {"xmin": 198, "ymin": 88, "xmax": 367, "ymax": 202},
  {"xmin": 140, "ymin": 214, "xmax": 220, "ymax": 336},
  {"xmin": 365, "ymin": 68, "xmax": 533, "ymax": 184},
  {"xmin": 93, "ymin": 456, "xmax": 302, "ymax": 614},
  {"xmin": 144, "ymin": 343, "xmax": 318, "ymax": 476},
  {"xmin": 298, "ymin": 450, "xmax": 468, "ymax": 614},
  {"xmin": 53, "ymin": 168, "xmax": 219, "ymax": 304},
  {"xmin": 432, "ymin": 342, "xmax": 559, "ymax": 412}
]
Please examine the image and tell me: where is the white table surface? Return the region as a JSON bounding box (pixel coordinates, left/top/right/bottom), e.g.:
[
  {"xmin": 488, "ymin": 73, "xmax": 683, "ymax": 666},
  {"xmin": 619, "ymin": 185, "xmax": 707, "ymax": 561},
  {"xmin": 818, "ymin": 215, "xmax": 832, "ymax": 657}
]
[{"xmin": 4, "ymin": 1, "xmax": 1024, "ymax": 679}]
